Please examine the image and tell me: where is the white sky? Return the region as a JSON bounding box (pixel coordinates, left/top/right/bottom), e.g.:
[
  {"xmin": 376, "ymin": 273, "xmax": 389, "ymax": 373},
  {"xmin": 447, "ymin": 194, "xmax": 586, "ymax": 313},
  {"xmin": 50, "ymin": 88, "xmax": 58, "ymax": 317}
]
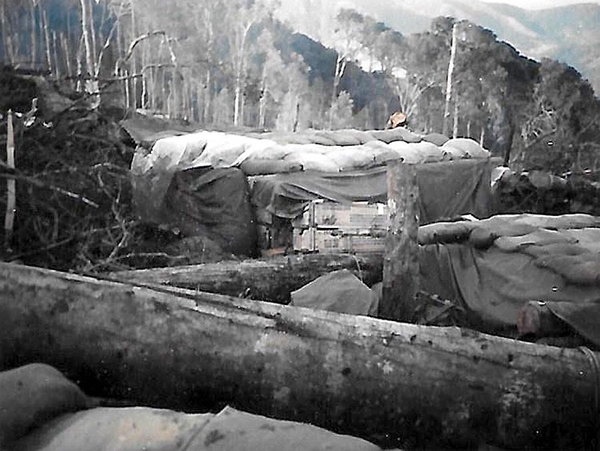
[{"xmin": 479, "ymin": 0, "xmax": 600, "ymax": 9}]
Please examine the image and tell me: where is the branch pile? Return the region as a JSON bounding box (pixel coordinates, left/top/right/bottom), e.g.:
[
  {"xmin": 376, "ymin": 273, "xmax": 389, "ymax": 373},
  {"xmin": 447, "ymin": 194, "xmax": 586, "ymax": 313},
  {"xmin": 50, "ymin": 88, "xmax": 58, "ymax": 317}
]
[
  {"xmin": 0, "ymin": 68, "xmax": 190, "ymax": 272},
  {"xmin": 494, "ymin": 168, "xmax": 600, "ymax": 216}
]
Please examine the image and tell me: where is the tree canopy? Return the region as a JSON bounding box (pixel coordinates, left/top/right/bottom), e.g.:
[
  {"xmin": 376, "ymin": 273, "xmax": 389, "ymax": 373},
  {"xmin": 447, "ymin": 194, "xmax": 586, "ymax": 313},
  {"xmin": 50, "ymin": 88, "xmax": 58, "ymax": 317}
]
[{"xmin": 1, "ymin": 0, "xmax": 599, "ymax": 172}]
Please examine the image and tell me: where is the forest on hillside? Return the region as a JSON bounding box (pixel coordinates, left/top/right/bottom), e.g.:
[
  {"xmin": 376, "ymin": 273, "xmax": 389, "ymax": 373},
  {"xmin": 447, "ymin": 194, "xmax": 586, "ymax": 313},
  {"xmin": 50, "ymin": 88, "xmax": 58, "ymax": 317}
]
[{"xmin": 1, "ymin": 0, "xmax": 600, "ymax": 172}]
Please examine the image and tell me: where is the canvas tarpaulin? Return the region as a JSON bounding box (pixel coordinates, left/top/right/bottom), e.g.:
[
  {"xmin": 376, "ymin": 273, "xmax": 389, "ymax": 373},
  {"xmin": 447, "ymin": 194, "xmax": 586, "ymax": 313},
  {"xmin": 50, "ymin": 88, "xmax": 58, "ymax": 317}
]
[
  {"xmin": 418, "ymin": 214, "xmax": 600, "ymax": 344},
  {"xmin": 133, "ymin": 165, "xmax": 257, "ymax": 257},
  {"xmin": 250, "ymin": 158, "xmax": 493, "ymax": 224}
]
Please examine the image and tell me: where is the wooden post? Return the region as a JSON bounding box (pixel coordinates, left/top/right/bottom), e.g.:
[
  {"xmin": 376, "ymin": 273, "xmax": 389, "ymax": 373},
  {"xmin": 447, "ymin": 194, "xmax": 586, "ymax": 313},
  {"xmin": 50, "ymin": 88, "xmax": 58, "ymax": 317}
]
[
  {"xmin": 4, "ymin": 110, "xmax": 15, "ymax": 253},
  {"xmin": 380, "ymin": 161, "xmax": 420, "ymax": 322}
]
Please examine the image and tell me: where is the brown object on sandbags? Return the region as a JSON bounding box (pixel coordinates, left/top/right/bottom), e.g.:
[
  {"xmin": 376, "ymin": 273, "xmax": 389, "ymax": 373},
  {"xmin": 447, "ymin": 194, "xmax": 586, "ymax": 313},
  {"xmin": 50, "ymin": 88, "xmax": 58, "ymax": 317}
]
[
  {"xmin": 110, "ymin": 253, "xmax": 383, "ymax": 304},
  {"xmin": 0, "ymin": 263, "xmax": 598, "ymax": 449}
]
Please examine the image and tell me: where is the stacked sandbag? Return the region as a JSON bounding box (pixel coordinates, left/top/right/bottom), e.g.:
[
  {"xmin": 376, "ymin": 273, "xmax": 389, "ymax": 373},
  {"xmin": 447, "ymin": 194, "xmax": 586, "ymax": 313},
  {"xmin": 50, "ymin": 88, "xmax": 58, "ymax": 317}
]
[
  {"xmin": 327, "ymin": 145, "xmax": 379, "ymax": 171},
  {"xmin": 2, "ymin": 364, "xmax": 384, "ymax": 451},
  {"xmin": 370, "ymin": 127, "xmax": 423, "ymax": 144},
  {"xmin": 419, "ymin": 213, "xmax": 600, "ymax": 287},
  {"xmin": 0, "ymin": 364, "xmax": 91, "ymax": 447},
  {"xmin": 9, "ymin": 405, "xmax": 382, "ymax": 451},
  {"xmin": 187, "ymin": 132, "xmax": 266, "ymax": 168},
  {"xmin": 141, "ymin": 127, "xmax": 490, "ymax": 177},
  {"xmin": 441, "ymin": 138, "xmax": 490, "ymax": 160}
]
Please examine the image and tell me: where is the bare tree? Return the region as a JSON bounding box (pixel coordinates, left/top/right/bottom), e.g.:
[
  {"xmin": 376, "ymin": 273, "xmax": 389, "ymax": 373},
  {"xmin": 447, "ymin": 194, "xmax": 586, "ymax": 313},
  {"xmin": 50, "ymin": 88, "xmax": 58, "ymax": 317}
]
[{"xmin": 443, "ymin": 22, "xmax": 458, "ymax": 137}]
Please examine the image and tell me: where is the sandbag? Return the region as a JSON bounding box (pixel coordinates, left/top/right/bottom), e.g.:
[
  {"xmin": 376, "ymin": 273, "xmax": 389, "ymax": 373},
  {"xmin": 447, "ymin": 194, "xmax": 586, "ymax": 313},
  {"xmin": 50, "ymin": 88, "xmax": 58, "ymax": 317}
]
[
  {"xmin": 519, "ymin": 242, "xmax": 587, "ymax": 259},
  {"xmin": 314, "ymin": 130, "xmax": 362, "ymax": 146},
  {"xmin": 494, "ymin": 229, "xmax": 577, "ymax": 252},
  {"xmin": 387, "ymin": 141, "xmax": 421, "ymax": 163},
  {"xmin": 442, "ymin": 138, "xmax": 490, "ymax": 159},
  {"xmin": 230, "ymin": 139, "xmax": 283, "ymax": 166},
  {"xmin": 469, "ymin": 221, "xmax": 538, "ymax": 249},
  {"xmin": 408, "ymin": 141, "xmax": 445, "ymax": 164},
  {"xmin": 239, "ymin": 158, "xmax": 303, "ymax": 176},
  {"xmin": 422, "ymin": 132, "xmax": 449, "ymax": 147},
  {"xmin": 369, "ymin": 145, "xmax": 404, "ymax": 165},
  {"xmin": 283, "ymin": 152, "xmax": 340, "ymax": 172},
  {"xmin": 189, "ymin": 406, "xmax": 381, "ymax": 451},
  {"xmin": 189, "ymin": 132, "xmax": 259, "ymax": 168},
  {"xmin": 327, "ymin": 147, "xmax": 377, "ymax": 172},
  {"xmin": 290, "ymin": 270, "xmax": 378, "ymax": 316},
  {"xmin": 562, "ymin": 228, "xmax": 600, "ymax": 253},
  {"xmin": 7, "ymin": 407, "xmax": 214, "ymax": 451},
  {"xmin": 418, "ymin": 221, "xmax": 477, "ymax": 245},
  {"xmin": 510, "ymin": 213, "xmax": 600, "ymax": 230},
  {"xmin": 8, "ymin": 406, "xmax": 382, "ymax": 451},
  {"xmin": 535, "ymin": 254, "xmax": 600, "ymax": 286},
  {"xmin": 0, "ymin": 363, "xmax": 91, "ymax": 446},
  {"xmin": 371, "ymin": 128, "xmax": 422, "ymax": 144}
]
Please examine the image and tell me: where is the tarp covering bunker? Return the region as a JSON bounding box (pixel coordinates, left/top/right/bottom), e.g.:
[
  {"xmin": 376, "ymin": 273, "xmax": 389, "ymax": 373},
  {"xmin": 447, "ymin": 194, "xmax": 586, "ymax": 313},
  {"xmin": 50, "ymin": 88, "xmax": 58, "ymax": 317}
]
[
  {"xmin": 418, "ymin": 213, "xmax": 600, "ymax": 345},
  {"xmin": 249, "ymin": 159, "xmax": 493, "ymax": 224},
  {"xmin": 126, "ymin": 122, "xmax": 494, "ymax": 256}
]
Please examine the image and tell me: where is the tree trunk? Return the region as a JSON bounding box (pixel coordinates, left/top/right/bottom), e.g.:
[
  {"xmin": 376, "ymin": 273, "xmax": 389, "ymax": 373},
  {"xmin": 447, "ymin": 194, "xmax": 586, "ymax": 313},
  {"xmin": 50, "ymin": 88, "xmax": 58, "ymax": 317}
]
[
  {"xmin": 110, "ymin": 253, "xmax": 384, "ymax": 304},
  {"xmin": 329, "ymin": 54, "xmax": 347, "ymax": 129},
  {"xmin": 443, "ymin": 23, "xmax": 458, "ymax": 137},
  {"xmin": 0, "ymin": 262, "xmax": 597, "ymax": 450},
  {"xmin": 42, "ymin": 7, "xmax": 53, "ymax": 74},
  {"xmin": 29, "ymin": 0, "xmax": 37, "ymax": 68},
  {"xmin": 380, "ymin": 161, "xmax": 420, "ymax": 322},
  {"xmin": 80, "ymin": 0, "xmax": 95, "ymax": 78}
]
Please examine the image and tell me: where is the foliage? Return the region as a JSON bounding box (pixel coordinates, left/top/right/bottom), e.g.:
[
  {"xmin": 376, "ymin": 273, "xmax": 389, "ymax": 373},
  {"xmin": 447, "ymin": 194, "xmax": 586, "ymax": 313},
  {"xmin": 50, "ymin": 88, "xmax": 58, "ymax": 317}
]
[{"xmin": 1, "ymin": 1, "xmax": 599, "ymax": 172}]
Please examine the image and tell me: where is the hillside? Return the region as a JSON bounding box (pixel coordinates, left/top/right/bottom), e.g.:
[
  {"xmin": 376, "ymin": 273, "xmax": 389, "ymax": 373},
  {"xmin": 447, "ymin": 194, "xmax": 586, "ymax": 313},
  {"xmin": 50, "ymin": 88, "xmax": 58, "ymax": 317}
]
[{"xmin": 275, "ymin": 0, "xmax": 600, "ymax": 94}]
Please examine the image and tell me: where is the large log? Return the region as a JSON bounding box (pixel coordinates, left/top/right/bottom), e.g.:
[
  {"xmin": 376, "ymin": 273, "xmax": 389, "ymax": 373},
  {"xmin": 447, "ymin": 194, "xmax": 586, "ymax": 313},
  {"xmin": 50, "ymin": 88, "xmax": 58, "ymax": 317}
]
[
  {"xmin": 0, "ymin": 262, "xmax": 598, "ymax": 450},
  {"xmin": 109, "ymin": 253, "xmax": 383, "ymax": 304}
]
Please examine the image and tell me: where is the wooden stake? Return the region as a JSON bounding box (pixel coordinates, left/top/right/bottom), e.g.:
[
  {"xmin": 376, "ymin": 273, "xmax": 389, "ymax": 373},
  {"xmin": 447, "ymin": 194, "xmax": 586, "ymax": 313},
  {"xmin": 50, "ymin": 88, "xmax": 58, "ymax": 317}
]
[
  {"xmin": 4, "ymin": 110, "xmax": 15, "ymax": 253},
  {"xmin": 380, "ymin": 161, "xmax": 420, "ymax": 322}
]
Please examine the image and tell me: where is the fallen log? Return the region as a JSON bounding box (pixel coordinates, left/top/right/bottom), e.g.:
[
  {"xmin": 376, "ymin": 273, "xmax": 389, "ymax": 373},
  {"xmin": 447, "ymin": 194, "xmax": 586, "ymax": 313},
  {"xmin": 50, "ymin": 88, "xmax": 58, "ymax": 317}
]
[
  {"xmin": 0, "ymin": 262, "xmax": 597, "ymax": 450},
  {"xmin": 109, "ymin": 253, "xmax": 383, "ymax": 304}
]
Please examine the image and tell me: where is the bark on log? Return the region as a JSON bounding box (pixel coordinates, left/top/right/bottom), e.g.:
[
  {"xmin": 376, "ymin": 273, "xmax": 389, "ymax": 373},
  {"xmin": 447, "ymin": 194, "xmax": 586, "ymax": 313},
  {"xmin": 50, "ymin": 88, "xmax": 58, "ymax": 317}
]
[
  {"xmin": 0, "ymin": 262, "xmax": 598, "ymax": 450},
  {"xmin": 109, "ymin": 253, "xmax": 383, "ymax": 304},
  {"xmin": 381, "ymin": 161, "xmax": 420, "ymax": 321}
]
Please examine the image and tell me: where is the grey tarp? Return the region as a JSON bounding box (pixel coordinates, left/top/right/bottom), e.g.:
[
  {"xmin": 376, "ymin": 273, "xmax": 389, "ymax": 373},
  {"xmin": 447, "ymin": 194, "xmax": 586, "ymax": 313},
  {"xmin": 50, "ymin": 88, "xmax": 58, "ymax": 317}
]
[
  {"xmin": 418, "ymin": 214, "xmax": 600, "ymax": 343},
  {"xmin": 250, "ymin": 159, "xmax": 493, "ymax": 224},
  {"xmin": 133, "ymin": 166, "xmax": 257, "ymax": 257}
]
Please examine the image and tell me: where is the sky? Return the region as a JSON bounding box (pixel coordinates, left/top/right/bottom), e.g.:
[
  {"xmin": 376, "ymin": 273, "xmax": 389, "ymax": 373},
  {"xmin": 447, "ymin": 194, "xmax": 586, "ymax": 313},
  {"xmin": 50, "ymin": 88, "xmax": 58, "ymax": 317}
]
[{"xmin": 479, "ymin": 0, "xmax": 600, "ymax": 9}]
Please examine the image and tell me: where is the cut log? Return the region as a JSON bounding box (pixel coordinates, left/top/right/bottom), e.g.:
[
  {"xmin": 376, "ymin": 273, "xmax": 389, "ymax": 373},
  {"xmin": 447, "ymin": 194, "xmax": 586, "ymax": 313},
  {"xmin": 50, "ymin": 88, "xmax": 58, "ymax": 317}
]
[
  {"xmin": 517, "ymin": 301, "xmax": 572, "ymax": 338},
  {"xmin": 381, "ymin": 161, "xmax": 420, "ymax": 321},
  {"xmin": 0, "ymin": 262, "xmax": 598, "ymax": 450},
  {"xmin": 109, "ymin": 253, "xmax": 383, "ymax": 304}
]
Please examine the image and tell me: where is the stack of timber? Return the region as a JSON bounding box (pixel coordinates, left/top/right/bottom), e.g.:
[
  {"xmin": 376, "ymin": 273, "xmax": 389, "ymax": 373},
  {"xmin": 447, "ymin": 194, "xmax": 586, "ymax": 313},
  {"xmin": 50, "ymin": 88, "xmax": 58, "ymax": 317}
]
[
  {"xmin": 0, "ymin": 262, "xmax": 598, "ymax": 450},
  {"xmin": 291, "ymin": 200, "xmax": 388, "ymax": 254}
]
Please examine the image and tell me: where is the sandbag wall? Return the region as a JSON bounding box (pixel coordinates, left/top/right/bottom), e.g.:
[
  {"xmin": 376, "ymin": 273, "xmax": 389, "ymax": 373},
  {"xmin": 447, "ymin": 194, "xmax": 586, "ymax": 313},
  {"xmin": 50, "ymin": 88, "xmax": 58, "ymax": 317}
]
[{"xmin": 130, "ymin": 127, "xmax": 493, "ymax": 258}]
